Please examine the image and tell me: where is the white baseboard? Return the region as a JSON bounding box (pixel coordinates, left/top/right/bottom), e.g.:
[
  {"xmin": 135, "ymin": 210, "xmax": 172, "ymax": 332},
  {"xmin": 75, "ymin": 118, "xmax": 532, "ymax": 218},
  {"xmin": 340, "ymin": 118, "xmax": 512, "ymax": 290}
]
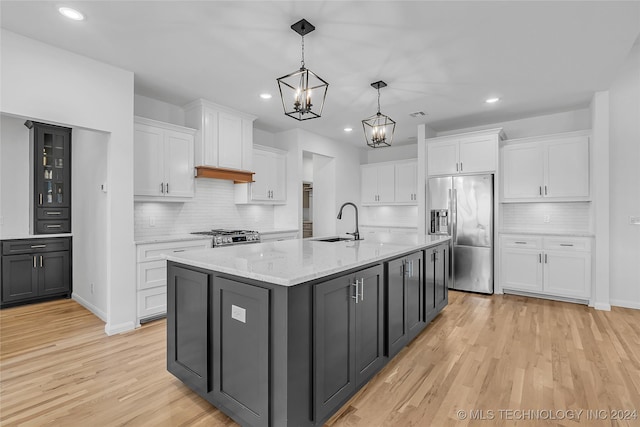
[
  {"xmin": 610, "ymin": 299, "xmax": 640, "ymax": 310},
  {"xmin": 594, "ymin": 302, "xmax": 612, "ymax": 311},
  {"xmin": 72, "ymin": 292, "xmax": 107, "ymax": 322},
  {"xmin": 105, "ymin": 321, "xmax": 136, "ymax": 336}
]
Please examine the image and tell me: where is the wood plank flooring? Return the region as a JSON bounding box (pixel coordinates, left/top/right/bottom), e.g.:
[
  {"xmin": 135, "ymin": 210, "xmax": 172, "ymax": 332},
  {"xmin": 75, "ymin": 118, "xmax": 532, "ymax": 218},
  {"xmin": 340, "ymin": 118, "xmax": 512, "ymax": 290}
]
[{"xmin": 1, "ymin": 292, "xmax": 639, "ymax": 426}]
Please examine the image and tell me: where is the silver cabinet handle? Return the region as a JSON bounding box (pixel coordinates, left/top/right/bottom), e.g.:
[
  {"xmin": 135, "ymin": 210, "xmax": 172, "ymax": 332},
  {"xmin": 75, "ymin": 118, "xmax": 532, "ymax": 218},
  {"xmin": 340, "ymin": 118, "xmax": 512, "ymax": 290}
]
[
  {"xmin": 560, "ymin": 243, "xmax": 574, "ymax": 247},
  {"xmin": 456, "ymin": 162, "xmax": 459, "ymax": 172},
  {"xmin": 351, "ymin": 281, "xmax": 359, "ymax": 304},
  {"xmin": 515, "ymin": 241, "xmax": 527, "ymax": 244},
  {"xmin": 46, "ymin": 224, "xmax": 62, "ymax": 229},
  {"xmin": 539, "ymin": 186, "xmax": 542, "ymax": 196},
  {"xmin": 160, "ymin": 183, "xmax": 164, "ymax": 194},
  {"xmin": 39, "ymin": 193, "xmax": 43, "ymax": 205},
  {"xmin": 360, "ymin": 278, "xmax": 364, "ymax": 301},
  {"xmin": 31, "ymin": 244, "xmax": 46, "ymax": 248},
  {"xmin": 539, "ymin": 253, "xmax": 542, "ymax": 263},
  {"xmin": 544, "ymin": 254, "xmax": 548, "ymax": 263},
  {"xmin": 460, "ymin": 162, "xmax": 463, "ymax": 171},
  {"xmin": 33, "ymin": 256, "xmax": 37, "ymax": 268},
  {"xmin": 166, "ymin": 183, "xmax": 169, "ymax": 194},
  {"xmin": 544, "ymin": 185, "xmax": 547, "ymax": 195},
  {"xmin": 45, "ymin": 211, "xmax": 61, "ymax": 215},
  {"xmin": 40, "ymin": 255, "xmax": 43, "ymax": 268}
]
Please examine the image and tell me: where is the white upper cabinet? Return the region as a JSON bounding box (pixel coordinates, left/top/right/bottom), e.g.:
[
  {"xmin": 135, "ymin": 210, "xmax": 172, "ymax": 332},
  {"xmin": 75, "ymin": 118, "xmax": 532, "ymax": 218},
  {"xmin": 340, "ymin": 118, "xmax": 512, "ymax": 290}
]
[
  {"xmin": 502, "ymin": 133, "xmax": 590, "ymax": 202},
  {"xmin": 134, "ymin": 117, "xmax": 195, "ymax": 202},
  {"xmin": 361, "ymin": 160, "xmax": 417, "ymax": 206},
  {"xmin": 394, "ymin": 160, "xmax": 418, "ymax": 203},
  {"xmin": 184, "ymin": 99, "xmax": 256, "ymax": 171},
  {"xmin": 426, "ymin": 129, "xmax": 503, "ymax": 177},
  {"xmin": 235, "ymin": 145, "xmax": 287, "ymax": 204}
]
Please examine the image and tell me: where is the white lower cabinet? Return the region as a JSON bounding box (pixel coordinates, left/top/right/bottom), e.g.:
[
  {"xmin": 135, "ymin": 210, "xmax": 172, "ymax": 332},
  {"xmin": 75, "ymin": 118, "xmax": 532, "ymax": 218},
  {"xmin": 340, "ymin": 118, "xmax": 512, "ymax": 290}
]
[
  {"xmin": 500, "ymin": 235, "xmax": 591, "ymax": 301},
  {"xmin": 136, "ymin": 238, "xmax": 211, "ymax": 323}
]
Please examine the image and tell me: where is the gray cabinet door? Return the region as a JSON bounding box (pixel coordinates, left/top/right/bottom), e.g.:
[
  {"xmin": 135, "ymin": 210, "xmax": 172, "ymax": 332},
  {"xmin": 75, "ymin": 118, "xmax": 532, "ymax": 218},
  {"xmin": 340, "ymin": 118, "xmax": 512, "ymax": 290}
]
[
  {"xmin": 425, "ymin": 249, "xmax": 437, "ymax": 321},
  {"xmin": 38, "ymin": 251, "xmax": 70, "ymax": 296},
  {"xmin": 314, "ymin": 274, "xmax": 356, "ymax": 423},
  {"xmin": 435, "ymin": 244, "xmax": 449, "ymax": 309},
  {"xmin": 1, "ymin": 254, "xmax": 37, "ymax": 303},
  {"xmin": 405, "ymin": 251, "xmax": 425, "ymax": 341},
  {"xmin": 166, "ymin": 264, "xmax": 209, "ymax": 395},
  {"xmin": 212, "ymin": 277, "xmax": 270, "ymax": 427},
  {"xmin": 355, "ymin": 265, "xmax": 385, "ymax": 387},
  {"xmin": 386, "ymin": 257, "xmax": 407, "ymax": 357}
]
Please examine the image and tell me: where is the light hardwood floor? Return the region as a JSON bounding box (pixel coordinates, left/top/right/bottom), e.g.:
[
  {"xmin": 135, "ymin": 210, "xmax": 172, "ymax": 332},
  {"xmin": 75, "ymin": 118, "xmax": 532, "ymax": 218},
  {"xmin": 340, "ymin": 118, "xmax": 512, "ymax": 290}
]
[{"xmin": 1, "ymin": 292, "xmax": 639, "ymax": 426}]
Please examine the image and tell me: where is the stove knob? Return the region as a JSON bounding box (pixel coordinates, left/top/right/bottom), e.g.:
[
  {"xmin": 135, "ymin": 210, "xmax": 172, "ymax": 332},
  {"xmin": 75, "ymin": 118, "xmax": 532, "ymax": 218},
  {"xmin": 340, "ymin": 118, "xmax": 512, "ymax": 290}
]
[
  {"xmin": 225, "ymin": 237, "xmax": 232, "ymax": 243},
  {"xmin": 215, "ymin": 237, "xmax": 222, "ymax": 245}
]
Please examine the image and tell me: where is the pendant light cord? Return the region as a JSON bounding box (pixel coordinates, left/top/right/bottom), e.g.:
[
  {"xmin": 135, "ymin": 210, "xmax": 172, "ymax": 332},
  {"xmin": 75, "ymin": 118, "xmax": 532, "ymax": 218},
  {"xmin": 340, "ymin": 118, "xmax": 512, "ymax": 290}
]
[{"xmin": 377, "ymin": 87, "xmax": 381, "ymax": 115}]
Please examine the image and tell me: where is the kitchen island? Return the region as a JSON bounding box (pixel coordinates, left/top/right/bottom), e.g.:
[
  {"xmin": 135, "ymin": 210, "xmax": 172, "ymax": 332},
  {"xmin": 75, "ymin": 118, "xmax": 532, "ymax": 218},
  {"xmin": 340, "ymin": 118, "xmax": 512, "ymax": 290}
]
[{"xmin": 166, "ymin": 234, "xmax": 450, "ymax": 427}]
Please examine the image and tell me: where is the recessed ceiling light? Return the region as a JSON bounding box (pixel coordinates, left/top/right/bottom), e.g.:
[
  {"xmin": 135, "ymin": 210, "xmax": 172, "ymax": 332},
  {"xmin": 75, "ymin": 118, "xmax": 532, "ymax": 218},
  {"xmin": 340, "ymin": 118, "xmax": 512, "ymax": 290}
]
[
  {"xmin": 259, "ymin": 93, "xmax": 272, "ymax": 100},
  {"xmin": 344, "ymin": 127, "xmax": 353, "ymax": 132},
  {"xmin": 58, "ymin": 7, "xmax": 84, "ymax": 21},
  {"xmin": 485, "ymin": 97, "xmax": 500, "ymax": 104}
]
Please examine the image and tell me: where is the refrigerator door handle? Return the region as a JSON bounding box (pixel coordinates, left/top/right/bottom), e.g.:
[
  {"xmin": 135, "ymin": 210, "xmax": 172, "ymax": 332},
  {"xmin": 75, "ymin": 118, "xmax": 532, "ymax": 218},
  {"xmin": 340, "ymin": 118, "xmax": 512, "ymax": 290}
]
[{"xmin": 451, "ymin": 188, "xmax": 457, "ymax": 243}]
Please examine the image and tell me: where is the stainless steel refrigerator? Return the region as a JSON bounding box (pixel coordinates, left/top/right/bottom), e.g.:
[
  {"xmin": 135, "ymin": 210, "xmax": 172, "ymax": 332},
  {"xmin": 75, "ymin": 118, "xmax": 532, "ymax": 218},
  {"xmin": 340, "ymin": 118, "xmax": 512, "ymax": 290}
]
[{"xmin": 427, "ymin": 174, "xmax": 494, "ymax": 294}]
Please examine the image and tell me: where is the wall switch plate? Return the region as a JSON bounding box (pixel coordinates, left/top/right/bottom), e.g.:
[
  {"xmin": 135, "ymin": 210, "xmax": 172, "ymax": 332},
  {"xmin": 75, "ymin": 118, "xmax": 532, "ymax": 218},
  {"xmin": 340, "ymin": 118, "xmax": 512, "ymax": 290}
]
[
  {"xmin": 149, "ymin": 216, "xmax": 156, "ymax": 227},
  {"xmin": 231, "ymin": 304, "xmax": 246, "ymax": 323},
  {"xmin": 543, "ymin": 215, "xmax": 550, "ymax": 223},
  {"xmin": 630, "ymin": 216, "xmax": 640, "ymax": 225}
]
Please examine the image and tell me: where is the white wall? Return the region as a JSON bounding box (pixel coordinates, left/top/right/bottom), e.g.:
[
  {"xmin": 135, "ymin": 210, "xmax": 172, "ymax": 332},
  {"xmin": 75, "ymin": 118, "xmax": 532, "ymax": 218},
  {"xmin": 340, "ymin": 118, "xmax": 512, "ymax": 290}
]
[
  {"xmin": 365, "ymin": 144, "xmax": 417, "ymax": 164},
  {"xmin": 72, "ymin": 129, "xmax": 109, "ymax": 320},
  {"xmin": 436, "ymin": 108, "xmax": 591, "ymax": 139},
  {"xmin": 134, "ymin": 94, "xmax": 185, "ymax": 126},
  {"xmin": 0, "ymin": 115, "xmax": 30, "ymax": 238},
  {"xmin": 1, "ymin": 30, "xmax": 135, "ymax": 335},
  {"xmin": 608, "ymin": 40, "xmax": 640, "ymax": 309}
]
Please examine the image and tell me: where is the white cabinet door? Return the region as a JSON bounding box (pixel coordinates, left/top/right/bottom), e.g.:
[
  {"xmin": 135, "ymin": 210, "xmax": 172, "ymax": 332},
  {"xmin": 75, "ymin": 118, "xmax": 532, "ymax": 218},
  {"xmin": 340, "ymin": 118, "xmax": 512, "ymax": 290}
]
[
  {"xmin": 164, "ymin": 130, "xmax": 194, "ymax": 198},
  {"xmin": 377, "ymin": 164, "xmax": 395, "ymax": 203},
  {"xmin": 545, "ymin": 136, "xmax": 589, "ymax": 199},
  {"xmin": 543, "ymin": 251, "xmax": 591, "ymax": 298},
  {"xmin": 217, "ymin": 112, "xmax": 243, "ymax": 170},
  {"xmin": 427, "ymin": 141, "xmax": 458, "ymax": 176},
  {"xmin": 134, "ymin": 124, "xmax": 165, "ymax": 197},
  {"xmin": 361, "ymin": 166, "xmax": 379, "ymax": 204},
  {"xmin": 395, "ymin": 161, "xmax": 417, "ymax": 203},
  {"xmin": 251, "ymin": 150, "xmax": 271, "ymax": 201},
  {"xmin": 502, "ymin": 143, "xmax": 544, "ymax": 199},
  {"xmin": 501, "ymin": 248, "xmax": 543, "ymax": 292},
  {"xmin": 201, "ymin": 107, "xmax": 219, "ymax": 167},
  {"xmin": 271, "ymin": 152, "xmax": 287, "ymax": 202},
  {"xmin": 459, "ymin": 136, "xmax": 496, "ymax": 173}
]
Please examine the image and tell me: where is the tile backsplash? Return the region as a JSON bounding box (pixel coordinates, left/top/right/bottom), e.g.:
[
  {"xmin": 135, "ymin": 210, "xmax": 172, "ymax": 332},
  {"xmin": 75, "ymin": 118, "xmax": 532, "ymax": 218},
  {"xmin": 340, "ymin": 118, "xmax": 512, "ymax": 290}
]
[
  {"xmin": 361, "ymin": 205, "xmax": 419, "ymax": 228},
  {"xmin": 134, "ymin": 179, "xmax": 274, "ymax": 240},
  {"xmin": 501, "ymin": 202, "xmax": 592, "ymax": 233}
]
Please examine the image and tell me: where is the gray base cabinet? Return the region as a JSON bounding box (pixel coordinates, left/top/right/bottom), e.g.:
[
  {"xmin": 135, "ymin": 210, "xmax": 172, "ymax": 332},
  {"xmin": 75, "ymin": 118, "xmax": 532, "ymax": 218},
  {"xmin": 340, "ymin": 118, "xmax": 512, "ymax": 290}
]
[
  {"xmin": 1, "ymin": 237, "xmax": 71, "ymax": 308},
  {"xmin": 386, "ymin": 251, "xmax": 425, "ymax": 357},
  {"xmin": 167, "ymin": 243, "xmax": 449, "ymax": 427},
  {"xmin": 426, "ymin": 243, "xmax": 449, "ymax": 322},
  {"xmin": 314, "ymin": 264, "xmax": 384, "ymax": 422}
]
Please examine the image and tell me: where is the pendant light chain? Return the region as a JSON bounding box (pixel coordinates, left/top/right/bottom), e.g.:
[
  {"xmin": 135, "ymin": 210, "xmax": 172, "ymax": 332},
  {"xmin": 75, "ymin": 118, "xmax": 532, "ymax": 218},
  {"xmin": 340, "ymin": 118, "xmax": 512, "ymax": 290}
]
[
  {"xmin": 377, "ymin": 87, "xmax": 381, "ymax": 115},
  {"xmin": 300, "ymin": 34, "xmax": 305, "ymax": 69}
]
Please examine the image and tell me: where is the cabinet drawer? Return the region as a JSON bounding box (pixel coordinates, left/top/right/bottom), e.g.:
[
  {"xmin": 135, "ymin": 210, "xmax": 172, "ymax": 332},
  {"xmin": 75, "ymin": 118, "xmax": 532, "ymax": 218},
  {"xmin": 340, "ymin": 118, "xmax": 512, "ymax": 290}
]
[
  {"xmin": 137, "ymin": 260, "xmax": 167, "ymax": 290},
  {"xmin": 501, "ymin": 236, "xmax": 542, "ymax": 249},
  {"xmin": 136, "ymin": 239, "xmax": 211, "ymax": 262},
  {"xmin": 137, "ymin": 287, "xmax": 167, "ymax": 319},
  {"xmin": 2, "ymin": 238, "xmax": 70, "ymax": 255},
  {"xmin": 36, "ymin": 220, "xmax": 71, "ymax": 234},
  {"xmin": 543, "ymin": 237, "xmax": 591, "ymax": 252},
  {"xmin": 37, "ymin": 208, "xmax": 70, "ymax": 220}
]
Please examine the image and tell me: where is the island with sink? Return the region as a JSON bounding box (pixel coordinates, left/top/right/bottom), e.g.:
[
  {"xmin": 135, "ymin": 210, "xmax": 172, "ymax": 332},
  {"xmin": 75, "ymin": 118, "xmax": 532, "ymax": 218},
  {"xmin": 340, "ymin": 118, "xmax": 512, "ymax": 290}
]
[{"xmin": 165, "ymin": 233, "xmax": 451, "ymax": 427}]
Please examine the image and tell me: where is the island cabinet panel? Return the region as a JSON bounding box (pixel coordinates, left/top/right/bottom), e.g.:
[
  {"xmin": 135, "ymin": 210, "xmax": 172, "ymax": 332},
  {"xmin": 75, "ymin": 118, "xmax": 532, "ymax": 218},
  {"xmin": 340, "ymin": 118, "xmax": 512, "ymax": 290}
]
[
  {"xmin": 167, "ymin": 265, "xmax": 209, "ymax": 395},
  {"xmin": 386, "ymin": 251, "xmax": 425, "ymax": 358},
  {"xmin": 314, "ymin": 264, "xmax": 384, "ymax": 423},
  {"xmin": 426, "ymin": 243, "xmax": 449, "ymax": 322},
  {"xmin": 212, "ymin": 277, "xmax": 270, "ymax": 427}
]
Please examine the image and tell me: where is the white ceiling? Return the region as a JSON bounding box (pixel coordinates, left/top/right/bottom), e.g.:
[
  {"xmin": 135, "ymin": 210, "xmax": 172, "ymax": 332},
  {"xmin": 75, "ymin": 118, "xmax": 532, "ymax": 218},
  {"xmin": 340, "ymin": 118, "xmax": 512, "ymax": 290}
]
[{"xmin": 1, "ymin": 1, "xmax": 639, "ymax": 147}]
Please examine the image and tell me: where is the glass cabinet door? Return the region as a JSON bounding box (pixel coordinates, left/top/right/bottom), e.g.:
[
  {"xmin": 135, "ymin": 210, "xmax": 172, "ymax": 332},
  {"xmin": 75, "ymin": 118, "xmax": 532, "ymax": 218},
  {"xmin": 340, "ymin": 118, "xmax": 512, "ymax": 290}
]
[{"xmin": 36, "ymin": 126, "xmax": 70, "ymax": 208}]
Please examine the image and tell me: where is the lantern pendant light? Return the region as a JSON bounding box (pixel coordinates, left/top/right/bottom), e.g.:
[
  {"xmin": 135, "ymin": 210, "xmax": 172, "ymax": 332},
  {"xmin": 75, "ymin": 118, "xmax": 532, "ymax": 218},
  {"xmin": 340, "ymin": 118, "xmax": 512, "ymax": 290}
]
[
  {"xmin": 362, "ymin": 81, "xmax": 395, "ymax": 148},
  {"xmin": 277, "ymin": 19, "xmax": 329, "ymax": 121}
]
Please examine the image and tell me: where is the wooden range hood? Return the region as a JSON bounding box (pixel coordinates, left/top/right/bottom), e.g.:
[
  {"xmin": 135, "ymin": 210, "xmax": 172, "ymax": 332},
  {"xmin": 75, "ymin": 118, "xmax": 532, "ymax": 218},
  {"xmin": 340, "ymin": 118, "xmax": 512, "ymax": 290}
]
[{"xmin": 195, "ymin": 166, "xmax": 254, "ymax": 184}]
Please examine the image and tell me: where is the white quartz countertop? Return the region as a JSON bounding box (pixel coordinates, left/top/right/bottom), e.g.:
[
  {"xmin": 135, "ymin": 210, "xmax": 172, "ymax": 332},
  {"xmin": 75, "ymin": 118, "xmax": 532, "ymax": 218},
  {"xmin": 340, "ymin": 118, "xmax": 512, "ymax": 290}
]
[
  {"xmin": 1, "ymin": 233, "xmax": 73, "ymax": 240},
  {"xmin": 167, "ymin": 234, "xmax": 451, "ymax": 287}
]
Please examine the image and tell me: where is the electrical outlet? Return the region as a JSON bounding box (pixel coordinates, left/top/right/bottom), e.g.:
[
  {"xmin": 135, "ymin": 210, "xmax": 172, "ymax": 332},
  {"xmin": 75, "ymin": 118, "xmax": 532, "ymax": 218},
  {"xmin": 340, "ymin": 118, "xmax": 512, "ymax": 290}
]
[
  {"xmin": 149, "ymin": 216, "xmax": 156, "ymax": 227},
  {"xmin": 630, "ymin": 216, "xmax": 640, "ymax": 225},
  {"xmin": 543, "ymin": 215, "xmax": 550, "ymax": 223}
]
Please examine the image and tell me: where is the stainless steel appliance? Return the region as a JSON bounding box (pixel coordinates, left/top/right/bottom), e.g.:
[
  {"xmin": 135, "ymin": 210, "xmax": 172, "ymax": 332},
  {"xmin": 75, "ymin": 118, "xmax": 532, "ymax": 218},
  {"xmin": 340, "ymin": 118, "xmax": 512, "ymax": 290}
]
[
  {"xmin": 191, "ymin": 229, "xmax": 261, "ymax": 247},
  {"xmin": 427, "ymin": 174, "xmax": 494, "ymax": 294}
]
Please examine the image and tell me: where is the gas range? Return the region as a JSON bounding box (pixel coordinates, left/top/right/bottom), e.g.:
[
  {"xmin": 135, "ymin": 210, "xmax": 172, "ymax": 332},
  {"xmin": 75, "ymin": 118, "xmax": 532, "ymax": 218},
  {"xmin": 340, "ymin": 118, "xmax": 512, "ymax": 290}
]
[{"xmin": 191, "ymin": 229, "xmax": 261, "ymax": 247}]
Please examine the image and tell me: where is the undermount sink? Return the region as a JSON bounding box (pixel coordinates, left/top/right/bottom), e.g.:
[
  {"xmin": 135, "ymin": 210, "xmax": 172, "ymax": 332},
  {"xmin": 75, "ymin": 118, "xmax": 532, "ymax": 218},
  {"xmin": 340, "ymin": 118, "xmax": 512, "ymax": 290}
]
[{"xmin": 314, "ymin": 237, "xmax": 354, "ymax": 243}]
